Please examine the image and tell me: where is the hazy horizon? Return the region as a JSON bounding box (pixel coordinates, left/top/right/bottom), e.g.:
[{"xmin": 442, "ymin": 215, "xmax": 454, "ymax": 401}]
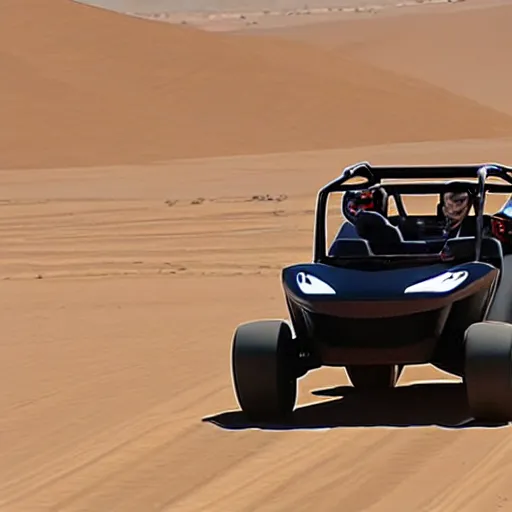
[{"xmin": 75, "ymin": 0, "xmax": 390, "ymax": 14}]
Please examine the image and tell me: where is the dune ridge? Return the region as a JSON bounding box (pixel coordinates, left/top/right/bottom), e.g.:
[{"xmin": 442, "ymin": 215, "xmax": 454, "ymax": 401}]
[{"xmin": 2, "ymin": 0, "xmax": 512, "ymax": 169}]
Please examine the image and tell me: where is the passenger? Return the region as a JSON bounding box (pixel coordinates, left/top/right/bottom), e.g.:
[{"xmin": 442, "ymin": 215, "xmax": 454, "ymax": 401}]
[{"xmin": 442, "ymin": 190, "xmax": 472, "ymax": 237}]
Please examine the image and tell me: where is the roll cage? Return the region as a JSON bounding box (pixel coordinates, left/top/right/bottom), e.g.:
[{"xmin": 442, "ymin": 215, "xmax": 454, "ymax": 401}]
[{"xmin": 314, "ymin": 162, "xmax": 512, "ymax": 264}]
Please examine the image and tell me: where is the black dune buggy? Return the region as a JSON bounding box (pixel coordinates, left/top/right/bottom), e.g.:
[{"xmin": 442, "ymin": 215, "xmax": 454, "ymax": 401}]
[{"xmin": 231, "ymin": 161, "xmax": 512, "ymax": 423}]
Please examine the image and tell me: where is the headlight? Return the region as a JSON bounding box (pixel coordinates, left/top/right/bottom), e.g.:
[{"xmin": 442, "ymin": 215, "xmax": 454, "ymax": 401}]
[{"xmin": 296, "ymin": 272, "xmax": 336, "ymax": 295}]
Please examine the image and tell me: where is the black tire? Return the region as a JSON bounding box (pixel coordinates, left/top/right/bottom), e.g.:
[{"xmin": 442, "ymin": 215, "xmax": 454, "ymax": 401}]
[
  {"xmin": 346, "ymin": 364, "xmax": 403, "ymax": 390},
  {"xmin": 231, "ymin": 320, "xmax": 297, "ymax": 421},
  {"xmin": 464, "ymin": 321, "xmax": 512, "ymax": 421},
  {"xmin": 486, "ymin": 254, "xmax": 512, "ymax": 323}
]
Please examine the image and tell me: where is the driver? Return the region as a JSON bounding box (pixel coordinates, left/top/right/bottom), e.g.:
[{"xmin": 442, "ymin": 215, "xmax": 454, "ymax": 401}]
[{"xmin": 441, "ymin": 190, "xmax": 472, "ymax": 236}]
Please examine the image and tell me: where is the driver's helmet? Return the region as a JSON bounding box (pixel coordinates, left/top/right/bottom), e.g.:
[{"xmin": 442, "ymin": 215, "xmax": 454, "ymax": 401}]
[
  {"xmin": 442, "ymin": 190, "xmax": 472, "ymax": 232},
  {"xmin": 342, "ymin": 187, "xmax": 388, "ymax": 224}
]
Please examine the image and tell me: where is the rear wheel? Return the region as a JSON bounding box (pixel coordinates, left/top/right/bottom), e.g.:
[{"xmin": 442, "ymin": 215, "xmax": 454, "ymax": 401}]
[
  {"xmin": 464, "ymin": 321, "xmax": 512, "ymax": 421},
  {"xmin": 485, "ymin": 254, "xmax": 512, "ymax": 324},
  {"xmin": 346, "ymin": 364, "xmax": 403, "ymax": 390},
  {"xmin": 231, "ymin": 320, "xmax": 298, "ymax": 421}
]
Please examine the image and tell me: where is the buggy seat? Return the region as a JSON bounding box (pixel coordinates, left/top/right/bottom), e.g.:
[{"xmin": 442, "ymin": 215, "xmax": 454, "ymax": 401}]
[
  {"xmin": 328, "ymin": 210, "xmax": 502, "ymax": 268},
  {"xmin": 347, "ymin": 211, "xmax": 430, "ymax": 255}
]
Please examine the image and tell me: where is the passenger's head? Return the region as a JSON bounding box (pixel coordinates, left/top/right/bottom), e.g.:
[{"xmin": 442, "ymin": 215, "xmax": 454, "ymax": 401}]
[{"xmin": 442, "ymin": 190, "xmax": 471, "ymax": 230}]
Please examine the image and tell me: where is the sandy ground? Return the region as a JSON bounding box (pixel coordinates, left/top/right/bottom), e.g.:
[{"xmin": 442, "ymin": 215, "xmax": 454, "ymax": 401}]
[{"xmin": 2, "ymin": 0, "xmax": 512, "ymax": 510}]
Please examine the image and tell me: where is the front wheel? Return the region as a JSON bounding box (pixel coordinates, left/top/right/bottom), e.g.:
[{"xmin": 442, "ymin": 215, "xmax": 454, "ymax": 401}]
[
  {"xmin": 346, "ymin": 364, "xmax": 403, "ymax": 390},
  {"xmin": 464, "ymin": 321, "xmax": 512, "ymax": 422},
  {"xmin": 231, "ymin": 320, "xmax": 298, "ymax": 421}
]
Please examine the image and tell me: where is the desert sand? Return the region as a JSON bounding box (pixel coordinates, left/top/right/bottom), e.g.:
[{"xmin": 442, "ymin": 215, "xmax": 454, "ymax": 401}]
[{"xmin": 2, "ymin": 0, "xmax": 512, "ymax": 510}]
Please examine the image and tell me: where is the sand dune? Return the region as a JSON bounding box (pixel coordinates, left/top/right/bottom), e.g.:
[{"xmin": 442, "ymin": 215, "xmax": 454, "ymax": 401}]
[
  {"xmin": 256, "ymin": 1, "xmax": 512, "ymax": 114},
  {"xmin": 337, "ymin": 2, "xmax": 512, "ymax": 116},
  {"xmin": 3, "ymin": 1, "xmax": 512, "ymax": 511},
  {"xmin": 2, "ymin": 0, "xmax": 512, "ymax": 169}
]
